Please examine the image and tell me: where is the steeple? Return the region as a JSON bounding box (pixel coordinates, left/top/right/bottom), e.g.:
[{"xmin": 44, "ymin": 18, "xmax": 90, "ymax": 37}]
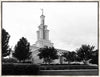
[{"xmin": 35, "ymin": 9, "xmax": 53, "ymax": 48}]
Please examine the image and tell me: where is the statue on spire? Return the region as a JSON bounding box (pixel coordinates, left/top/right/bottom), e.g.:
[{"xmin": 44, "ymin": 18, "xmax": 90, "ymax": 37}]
[
  {"xmin": 41, "ymin": 9, "xmax": 44, "ymax": 15},
  {"xmin": 40, "ymin": 9, "xmax": 45, "ymax": 25}
]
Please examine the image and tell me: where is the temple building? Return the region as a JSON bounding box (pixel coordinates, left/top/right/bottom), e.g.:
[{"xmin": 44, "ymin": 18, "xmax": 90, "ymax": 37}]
[{"xmin": 30, "ymin": 9, "xmax": 67, "ymax": 64}]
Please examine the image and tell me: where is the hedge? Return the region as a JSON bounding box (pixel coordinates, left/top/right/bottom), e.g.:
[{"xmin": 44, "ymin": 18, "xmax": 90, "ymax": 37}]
[
  {"xmin": 40, "ymin": 64, "xmax": 98, "ymax": 70},
  {"xmin": 2, "ymin": 63, "xmax": 40, "ymax": 75}
]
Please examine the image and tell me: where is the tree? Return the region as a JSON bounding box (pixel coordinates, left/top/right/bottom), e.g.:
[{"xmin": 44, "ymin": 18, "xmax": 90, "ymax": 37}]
[
  {"xmin": 2, "ymin": 28, "xmax": 10, "ymax": 57},
  {"xmin": 89, "ymin": 49, "xmax": 98, "ymax": 65},
  {"xmin": 76, "ymin": 44, "xmax": 95, "ymax": 64},
  {"xmin": 38, "ymin": 46, "xmax": 58, "ymax": 64},
  {"xmin": 13, "ymin": 37, "xmax": 30, "ymax": 62},
  {"xmin": 62, "ymin": 51, "xmax": 76, "ymax": 64},
  {"xmin": 75, "ymin": 54, "xmax": 82, "ymax": 62}
]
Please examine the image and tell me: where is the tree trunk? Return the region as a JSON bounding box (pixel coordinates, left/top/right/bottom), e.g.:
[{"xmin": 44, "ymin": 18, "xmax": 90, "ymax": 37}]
[
  {"xmin": 68, "ymin": 61, "xmax": 70, "ymax": 64},
  {"xmin": 48, "ymin": 61, "xmax": 50, "ymax": 65},
  {"xmin": 83, "ymin": 60, "xmax": 87, "ymax": 65}
]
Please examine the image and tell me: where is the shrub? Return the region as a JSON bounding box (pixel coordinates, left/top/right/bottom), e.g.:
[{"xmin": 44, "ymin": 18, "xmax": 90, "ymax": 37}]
[
  {"xmin": 2, "ymin": 63, "xmax": 40, "ymax": 75},
  {"xmin": 2, "ymin": 58, "xmax": 17, "ymax": 63},
  {"xmin": 2, "ymin": 63, "xmax": 14, "ymax": 75},
  {"xmin": 22, "ymin": 61, "xmax": 32, "ymax": 64}
]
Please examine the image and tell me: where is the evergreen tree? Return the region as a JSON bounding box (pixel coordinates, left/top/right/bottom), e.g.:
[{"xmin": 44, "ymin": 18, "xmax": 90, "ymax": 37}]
[
  {"xmin": 38, "ymin": 46, "xmax": 58, "ymax": 64},
  {"xmin": 2, "ymin": 28, "xmax": 10, "ymax": 57},
  {"xmin": 13, "ymin": 37, "xmax": 30, "ymax": 62}
]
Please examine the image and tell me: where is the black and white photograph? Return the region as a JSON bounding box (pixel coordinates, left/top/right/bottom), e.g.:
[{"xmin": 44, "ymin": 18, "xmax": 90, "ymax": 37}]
[{"xmin": 1, "ymin": 1, "xmax": 99, "ymax": 75}]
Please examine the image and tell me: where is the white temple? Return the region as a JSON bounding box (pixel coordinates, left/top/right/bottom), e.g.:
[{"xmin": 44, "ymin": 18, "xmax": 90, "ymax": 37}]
[
  {"xmin": 30, "ymin": 9, "xmax": 53, "ymax": 63},
  {"xmin": 30, "ymin": 9, "xmax": 67, "ymax": 64}
]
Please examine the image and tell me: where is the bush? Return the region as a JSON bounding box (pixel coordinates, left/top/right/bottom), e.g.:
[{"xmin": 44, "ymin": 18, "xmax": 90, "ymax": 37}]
[
  {"xmin": 22, "ymin": 61, "xmax": 32, "ymax": 64},
  {"xmin": 2, "ymin": 63, "xmax": 40, "ymax": 75},
  {"xmin": 2, "ymin": 58, "xmax": 17, "ymax": 63},
  {"xmin": 2, "ymin": 63, "xmax": 14, "ymax": 75},
  {"xmin": 89, "ymin": 59, "xmax": 98, "ymax": 65}
]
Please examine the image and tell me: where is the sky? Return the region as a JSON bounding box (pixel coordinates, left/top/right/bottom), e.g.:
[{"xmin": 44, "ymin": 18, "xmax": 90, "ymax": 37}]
[{"xmin": 2, "ymin": 2, "xmax": 98, "ymax": 51}]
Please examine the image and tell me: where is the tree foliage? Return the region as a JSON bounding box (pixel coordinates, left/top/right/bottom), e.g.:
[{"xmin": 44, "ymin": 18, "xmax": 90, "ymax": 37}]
[
  {"xmin": 90, "ymin": 49, "xmax": 98, "ymax": 65},
  {"xmin": 62, "ymin": 51, "xmax": 76, "ymax": 64},
  {"xmin": 13, "ymin": 37, "xmax": 31, "ymax": 61},
  {"xmin": 76, "ymin": 44, "xmax": 95, "ymax": 64},
  {"xmin": 38, "ymin": 46, "xmax": 58, "ymax": 64},
  {"xmin": 2, "ymin": 28, "xmax": 10, "ymax": 57}
]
